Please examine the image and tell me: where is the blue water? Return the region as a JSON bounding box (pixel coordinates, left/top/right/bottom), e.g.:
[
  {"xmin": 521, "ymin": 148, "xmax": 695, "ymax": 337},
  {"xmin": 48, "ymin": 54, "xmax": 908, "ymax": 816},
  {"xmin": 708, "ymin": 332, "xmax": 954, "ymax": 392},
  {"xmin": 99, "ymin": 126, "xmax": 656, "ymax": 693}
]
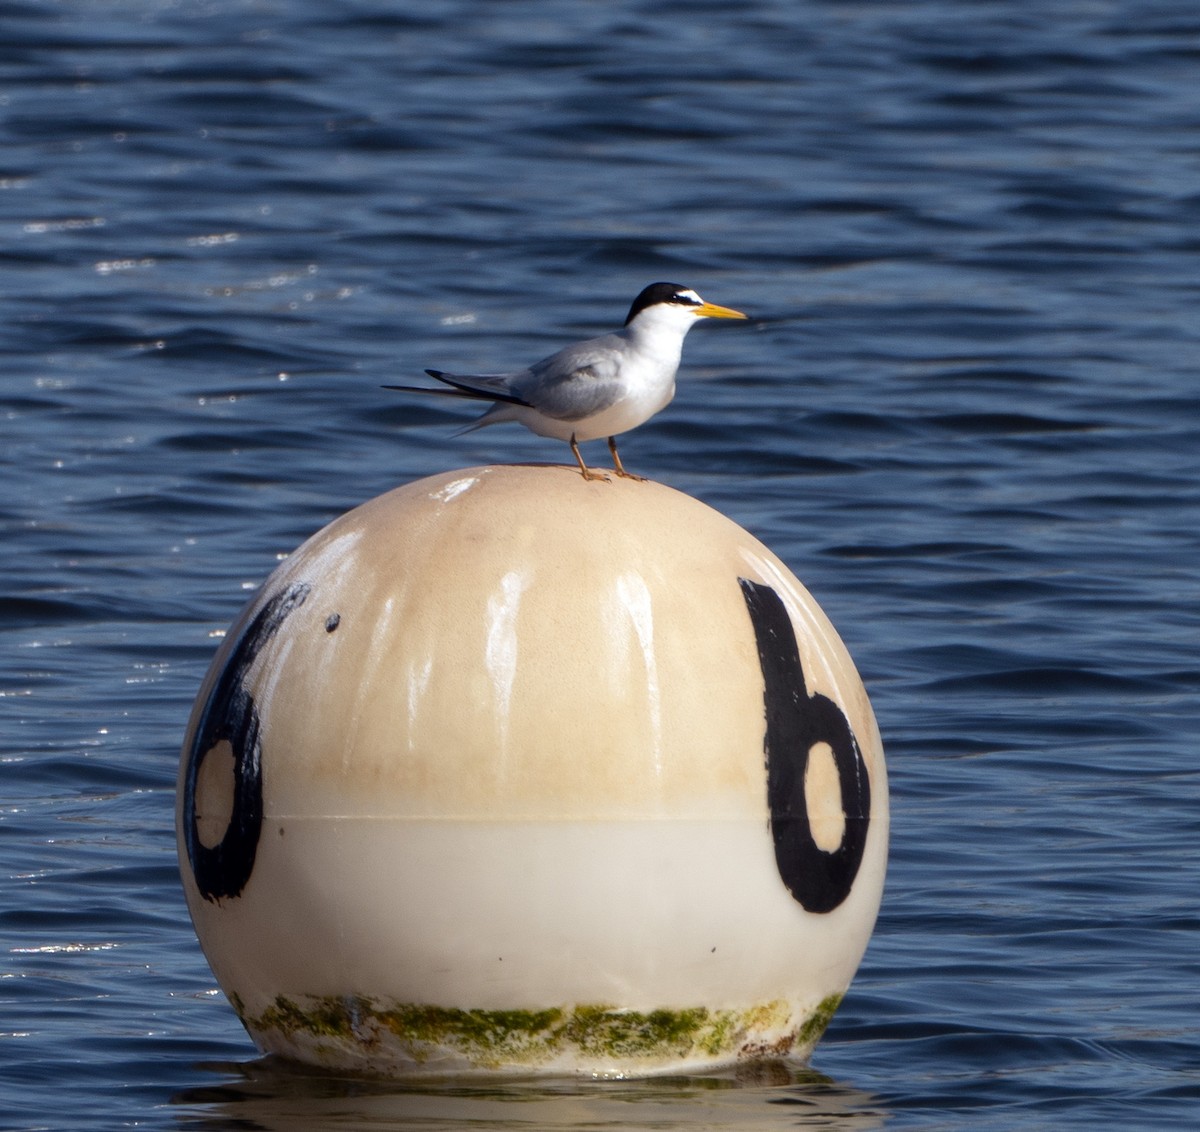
[{"xmin": 3, "ymin": 0, "xmax": 1199, "ymax": 1127}]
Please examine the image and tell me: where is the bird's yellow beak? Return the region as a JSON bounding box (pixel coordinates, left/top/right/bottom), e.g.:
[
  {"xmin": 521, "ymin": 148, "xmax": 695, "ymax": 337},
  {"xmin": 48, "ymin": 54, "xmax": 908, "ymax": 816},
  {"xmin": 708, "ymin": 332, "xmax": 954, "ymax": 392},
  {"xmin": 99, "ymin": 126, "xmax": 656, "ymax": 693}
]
[{"xmin": 695, "ymin": 301, "xmax": 749, "ymax": 320}]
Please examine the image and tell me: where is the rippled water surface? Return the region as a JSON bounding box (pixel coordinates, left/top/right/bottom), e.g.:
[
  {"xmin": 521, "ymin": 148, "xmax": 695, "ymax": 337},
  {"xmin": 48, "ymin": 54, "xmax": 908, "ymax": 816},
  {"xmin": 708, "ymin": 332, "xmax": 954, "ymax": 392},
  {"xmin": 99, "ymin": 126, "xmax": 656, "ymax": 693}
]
[{"xmin": 4, "ymin": 1, "xmax": 1199, "ymax": 1129}]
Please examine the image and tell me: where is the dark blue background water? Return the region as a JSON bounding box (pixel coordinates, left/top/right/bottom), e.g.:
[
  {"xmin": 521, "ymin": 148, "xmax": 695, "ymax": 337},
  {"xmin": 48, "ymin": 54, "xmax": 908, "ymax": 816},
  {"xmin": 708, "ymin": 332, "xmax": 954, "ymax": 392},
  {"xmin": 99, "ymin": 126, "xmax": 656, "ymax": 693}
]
[{"xmin": 3, "ymin": 1, "xmax": 1198, "ymax": 1128}]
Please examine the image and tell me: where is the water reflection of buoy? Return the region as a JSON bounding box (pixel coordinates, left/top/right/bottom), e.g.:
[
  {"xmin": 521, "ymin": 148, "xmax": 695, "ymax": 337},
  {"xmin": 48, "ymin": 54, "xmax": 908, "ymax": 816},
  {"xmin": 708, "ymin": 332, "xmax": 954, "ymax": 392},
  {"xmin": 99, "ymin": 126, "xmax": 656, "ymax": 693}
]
[{"xmin": 177, "ymin": 464, "xmax": 888, "ymax": 1077}]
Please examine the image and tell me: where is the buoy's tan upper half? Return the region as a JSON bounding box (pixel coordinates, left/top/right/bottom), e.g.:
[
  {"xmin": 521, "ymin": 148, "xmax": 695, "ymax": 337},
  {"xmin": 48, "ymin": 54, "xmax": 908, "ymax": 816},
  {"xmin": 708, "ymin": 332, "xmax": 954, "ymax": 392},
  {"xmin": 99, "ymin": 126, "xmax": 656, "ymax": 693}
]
[{"xmin": 195, "ymin": 465, "xmax": 883, "ymax": 821}]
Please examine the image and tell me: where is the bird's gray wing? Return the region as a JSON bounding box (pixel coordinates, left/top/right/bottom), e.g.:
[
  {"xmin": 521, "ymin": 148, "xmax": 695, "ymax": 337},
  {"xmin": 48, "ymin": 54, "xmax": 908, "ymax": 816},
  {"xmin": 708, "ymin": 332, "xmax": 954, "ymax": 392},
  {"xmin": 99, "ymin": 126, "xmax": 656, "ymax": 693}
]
[{"xmin": 514, "ymin": 335, "xmax": 625, "ymax": 421}]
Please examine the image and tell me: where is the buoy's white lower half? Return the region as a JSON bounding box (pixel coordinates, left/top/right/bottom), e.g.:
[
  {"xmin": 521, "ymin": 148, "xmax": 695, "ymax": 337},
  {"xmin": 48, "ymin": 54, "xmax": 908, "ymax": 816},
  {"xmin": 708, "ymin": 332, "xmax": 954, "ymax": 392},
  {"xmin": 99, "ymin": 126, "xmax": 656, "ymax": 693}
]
[{"xmin": 177, "ymin": 465, "xmax": 888, "ymax": 1077}]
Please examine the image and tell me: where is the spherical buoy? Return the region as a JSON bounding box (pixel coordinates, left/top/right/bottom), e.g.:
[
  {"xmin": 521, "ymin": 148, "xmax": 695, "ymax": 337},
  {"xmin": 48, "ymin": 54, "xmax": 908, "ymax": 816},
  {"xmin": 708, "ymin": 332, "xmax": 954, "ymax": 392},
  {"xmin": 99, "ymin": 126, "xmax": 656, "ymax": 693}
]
[{"xmin": 177, "ymin": 465, "xmax": 888, "ymax": 1077}]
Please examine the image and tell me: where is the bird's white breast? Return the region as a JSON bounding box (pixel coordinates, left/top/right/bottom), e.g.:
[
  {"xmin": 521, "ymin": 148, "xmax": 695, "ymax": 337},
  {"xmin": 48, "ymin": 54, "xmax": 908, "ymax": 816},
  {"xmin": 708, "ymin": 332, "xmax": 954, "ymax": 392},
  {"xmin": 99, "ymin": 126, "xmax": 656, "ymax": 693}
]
[{"xmin": 568, "ymin": 350, "xmax": 678, "ymax": 441}]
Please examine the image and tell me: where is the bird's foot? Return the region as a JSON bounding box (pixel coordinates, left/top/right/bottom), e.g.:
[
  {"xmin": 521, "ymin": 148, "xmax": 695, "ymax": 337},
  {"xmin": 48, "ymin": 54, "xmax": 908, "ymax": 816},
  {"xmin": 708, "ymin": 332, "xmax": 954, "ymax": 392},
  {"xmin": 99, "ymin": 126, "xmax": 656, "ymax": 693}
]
[
  {"xmin": 570, "ymin": 434, "xmax": 611, "ymax": 482},
  {"xmin": 606, "ymin": 437, "xmax": 645, "ymax": 482}
]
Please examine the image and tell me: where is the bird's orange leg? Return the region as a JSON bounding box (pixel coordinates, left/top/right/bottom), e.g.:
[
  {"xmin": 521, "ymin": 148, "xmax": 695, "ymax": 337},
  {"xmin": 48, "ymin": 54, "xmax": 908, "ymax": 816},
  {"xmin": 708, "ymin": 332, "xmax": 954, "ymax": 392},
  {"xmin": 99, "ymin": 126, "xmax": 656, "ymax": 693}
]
[
  {"xmin": 571, "ymin": 434, "xmax": 609, "ymax": 482},
  {"xmin": 608, "ymin": 436, "xmax": 646, "ymax": 481}
]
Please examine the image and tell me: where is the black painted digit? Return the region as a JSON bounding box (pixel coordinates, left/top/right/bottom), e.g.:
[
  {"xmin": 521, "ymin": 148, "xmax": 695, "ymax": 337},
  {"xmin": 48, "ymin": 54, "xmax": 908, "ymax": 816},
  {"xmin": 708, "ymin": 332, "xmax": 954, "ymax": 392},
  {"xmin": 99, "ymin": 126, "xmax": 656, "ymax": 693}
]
[
  {"xmin": 182, "ymin": 582, "xmax": 310, "ymax": 902},
  {"xmin": 739, "ymin": 578, "xmax": 870, "ymax": 913}
]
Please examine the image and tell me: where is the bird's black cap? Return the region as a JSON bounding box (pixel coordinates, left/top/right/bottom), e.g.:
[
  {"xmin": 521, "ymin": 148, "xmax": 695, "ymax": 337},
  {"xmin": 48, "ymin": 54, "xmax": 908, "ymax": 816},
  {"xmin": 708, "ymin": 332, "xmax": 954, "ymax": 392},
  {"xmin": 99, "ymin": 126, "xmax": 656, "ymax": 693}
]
[{"xmin": 624, "ymin": 282, "xmax": 701, "ymax": 326}]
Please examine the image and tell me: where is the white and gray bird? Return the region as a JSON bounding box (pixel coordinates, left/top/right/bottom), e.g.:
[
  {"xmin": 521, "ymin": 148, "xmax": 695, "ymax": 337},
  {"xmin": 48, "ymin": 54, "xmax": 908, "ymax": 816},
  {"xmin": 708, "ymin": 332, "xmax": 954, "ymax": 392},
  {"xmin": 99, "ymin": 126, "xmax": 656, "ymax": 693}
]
[{"xmin": 385, "ymin": 282, "xmax": 748, "ymax": 481}]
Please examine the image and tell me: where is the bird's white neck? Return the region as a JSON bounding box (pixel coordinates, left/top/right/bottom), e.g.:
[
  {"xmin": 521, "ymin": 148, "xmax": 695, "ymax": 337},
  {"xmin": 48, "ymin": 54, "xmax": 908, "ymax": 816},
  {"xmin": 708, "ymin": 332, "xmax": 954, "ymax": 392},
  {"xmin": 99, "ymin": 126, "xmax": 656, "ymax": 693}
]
[{"xmin": 623, "ymin": 305, "xmax": 696, "ymax": 364}]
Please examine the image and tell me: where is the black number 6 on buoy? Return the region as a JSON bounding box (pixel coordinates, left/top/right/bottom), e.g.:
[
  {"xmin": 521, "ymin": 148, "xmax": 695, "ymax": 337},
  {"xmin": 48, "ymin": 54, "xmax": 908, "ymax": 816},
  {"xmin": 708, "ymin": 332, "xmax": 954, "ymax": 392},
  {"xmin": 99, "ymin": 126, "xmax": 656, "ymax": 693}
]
[
  {"xmin": 182, "ymin": 583, "xmax": 310, "ymax": 902},
  {"xmin": 739, "ymin": 578, "xmax": 871, "ymax": 914}
]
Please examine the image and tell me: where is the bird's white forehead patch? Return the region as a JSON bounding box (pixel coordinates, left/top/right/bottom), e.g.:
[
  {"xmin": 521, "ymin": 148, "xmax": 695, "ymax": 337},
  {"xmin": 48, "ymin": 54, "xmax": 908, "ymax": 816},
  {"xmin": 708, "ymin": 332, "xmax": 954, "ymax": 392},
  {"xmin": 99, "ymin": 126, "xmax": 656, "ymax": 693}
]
[{"xmin": 675, "ymin": 289, "xmax": 702, "ymax": 305}]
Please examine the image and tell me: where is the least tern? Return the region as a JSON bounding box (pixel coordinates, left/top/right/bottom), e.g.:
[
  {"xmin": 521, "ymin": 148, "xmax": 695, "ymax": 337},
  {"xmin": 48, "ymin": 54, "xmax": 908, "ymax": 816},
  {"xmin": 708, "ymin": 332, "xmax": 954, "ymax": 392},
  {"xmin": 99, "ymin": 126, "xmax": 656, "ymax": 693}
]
[{"xmin": 385, "ymin": 282, "xmax": 748, "ymax": 481}]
